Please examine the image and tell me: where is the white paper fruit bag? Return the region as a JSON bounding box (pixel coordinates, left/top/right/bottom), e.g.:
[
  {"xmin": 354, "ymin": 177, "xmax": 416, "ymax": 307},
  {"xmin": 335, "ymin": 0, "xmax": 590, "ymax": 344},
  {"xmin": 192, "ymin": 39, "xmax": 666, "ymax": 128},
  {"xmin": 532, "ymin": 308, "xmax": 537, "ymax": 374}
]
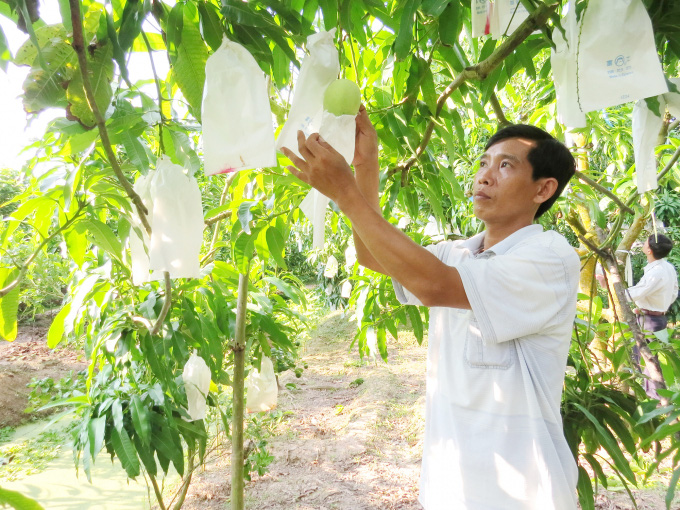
[
  {"xmin": 552, "ymin": 0, "xmax": 667, "ymax": 126},
  {"xmin": 276, "ymin": 29, "xmax": 340, "ymax": 158},
  {"xmin": 182, "ymin": 352, "xmax": 212, "ymax": 421},
  {"xmin": 632, "ymin": 79, "xmax": 680, "ymax": 193},
  {"xmin": 148, "ymin": 155, "xmax": 204, "ymax": 278},
  {"xmin": 246, "ymin": 356, "xmax": 278, "ymax": 413},
  {"xmin": 202, "ymin": 37, "xmax": 276, "ymax": 175}
]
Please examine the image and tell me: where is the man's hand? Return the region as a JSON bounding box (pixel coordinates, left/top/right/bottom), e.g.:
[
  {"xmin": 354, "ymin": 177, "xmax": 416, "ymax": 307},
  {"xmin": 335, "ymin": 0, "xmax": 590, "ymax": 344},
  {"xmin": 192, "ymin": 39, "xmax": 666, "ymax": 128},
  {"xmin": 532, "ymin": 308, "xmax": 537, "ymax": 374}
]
[
  {"xmin": 281, "ymin": 131, "xmax": 358, "ymax": 205},
  {"xmin": 353, "ymin": 104, "xmax": 379, "ymax": 170}
]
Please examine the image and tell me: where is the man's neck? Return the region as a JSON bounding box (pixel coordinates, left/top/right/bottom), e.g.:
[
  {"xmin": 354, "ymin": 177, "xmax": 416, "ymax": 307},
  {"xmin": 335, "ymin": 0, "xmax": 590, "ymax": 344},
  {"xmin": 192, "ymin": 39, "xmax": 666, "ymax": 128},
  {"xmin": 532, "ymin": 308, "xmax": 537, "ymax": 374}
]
[
  {"xmin": 482, "ymin": 220, "xmax": 534, "ymax": 251},
  {"xmin": 647, "ymin": 254, "xmax": 660, "ymax": 264}
]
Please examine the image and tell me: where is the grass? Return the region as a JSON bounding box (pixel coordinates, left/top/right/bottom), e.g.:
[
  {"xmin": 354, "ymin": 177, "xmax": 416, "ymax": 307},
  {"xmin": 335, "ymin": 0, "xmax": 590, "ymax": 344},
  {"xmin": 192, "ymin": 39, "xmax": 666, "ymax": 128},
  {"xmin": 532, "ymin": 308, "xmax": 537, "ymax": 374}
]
[{"xmin": 0, "ymin": 429, "xmax": 66, "ymax": 481}]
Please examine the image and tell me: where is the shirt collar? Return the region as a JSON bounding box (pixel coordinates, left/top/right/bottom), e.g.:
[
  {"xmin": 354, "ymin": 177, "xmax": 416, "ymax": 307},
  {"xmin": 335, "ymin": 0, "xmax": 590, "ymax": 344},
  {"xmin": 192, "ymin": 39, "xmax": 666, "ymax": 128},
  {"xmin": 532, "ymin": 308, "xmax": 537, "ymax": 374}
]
[
  {"xmin": 462, "ymin": 224, "xmax": 544, "ymax": 256},
  {"xmin": 644, "ymin": 259, "xmax": 663, "ymax": 272}
]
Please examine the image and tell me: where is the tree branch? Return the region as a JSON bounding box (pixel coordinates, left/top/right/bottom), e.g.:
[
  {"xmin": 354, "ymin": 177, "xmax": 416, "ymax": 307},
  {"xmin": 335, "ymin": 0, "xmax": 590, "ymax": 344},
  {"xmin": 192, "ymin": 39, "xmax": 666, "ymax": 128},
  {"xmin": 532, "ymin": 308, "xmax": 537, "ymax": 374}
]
[
  {"xmin": 388, "ymin": 2, "xmax": 559, "ymax": 177},
  {"xmin": 574, "ymin": 171, "xmax": 635, "ymax": 215},
  {"xmin": 150, "ymin": 272, "xmax": 172, "ymax": 336},
  {"xmin": 68, "ymin": 0, "xmax": 151, "ymax": 235},
  {"xmin": 489, "ymin": 92, "xmax": 512, "ymax": 128}
]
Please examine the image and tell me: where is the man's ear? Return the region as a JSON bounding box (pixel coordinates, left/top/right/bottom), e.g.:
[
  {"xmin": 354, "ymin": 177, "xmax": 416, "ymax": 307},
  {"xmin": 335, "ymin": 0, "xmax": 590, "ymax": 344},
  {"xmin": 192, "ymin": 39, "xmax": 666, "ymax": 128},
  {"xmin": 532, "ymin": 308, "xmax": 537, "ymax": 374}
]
[{"xmin": 534, "ymin": 177, "xmax": 559, "ymax": 205}]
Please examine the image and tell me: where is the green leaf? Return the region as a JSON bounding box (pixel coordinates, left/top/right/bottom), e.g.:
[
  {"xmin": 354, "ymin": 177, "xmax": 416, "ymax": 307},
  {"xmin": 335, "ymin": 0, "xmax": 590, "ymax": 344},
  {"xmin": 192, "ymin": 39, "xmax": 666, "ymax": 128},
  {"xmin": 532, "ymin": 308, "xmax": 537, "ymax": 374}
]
[
  {"xmin": 110, "ymin": 427, "xmax": 141, "ymax": 478},
  {"xmin": 438, "ymin": 1, "xmax": 462, "ymax": 46},
  {"xmin": 0, "ymin": 486, "xmax": 45, "ymax": 510},
  {"xmin": 265, "ymin": 225, "xmax": 288, "ymax": 270},
  {"xmin": 168, "ymin": 129, "xmax": 200, "ymax": 175},
  {"xmin": 198, "ymin": 1, "xmax": 224, "ymax": 52},
  {"xmin": 151, "ymin": 421, "xmax": 184, "ymax": 476},
  {"xmin": 166, "ymin": 3, "xmax": 184, "ymax": 61},
  {"xmin": 75, "ymin": 219, "xmax": 123, "ymax": 263},
  {"xmin": 666, "ymin": 465, "xmax": 680, "ymax": 509},
  {"xmin": 574, "ymin": 403, "xmax": 637, "ymax": 484},
  {"xmin": 0, "ymin": 267, "xmax": 20, "ymax": 342},
  {"xmin": 0, "ymin": 26, "xmax": 10, "ymax": 72},
  {"xmin": 64, "ymin": 225, "xmax": 88, "ymax": 268},
  {"xmin": 263, "ymin": 277, "xmax": 302, "ymax": 305},
  {"xmin": 117, "ymin": 0, "xmax": 146, "ymax": 52},
  {"xmin": 233, "ymin": 231, "xmax": 255, "ymax": 275},
  {"xmin": 172, "ymin": 10, "xmax": 209, "ymax": 122},
  {"xmin": 318, "ymin": 0, "xmax": 338, "ymax": 30},
  {"xmin": 66, "ymin": 44, "xmax": 114, "ymax": 128},
  {"xmin": 131, "ymin": 395, "xmax": 151, "ymax": 445},
  {"xmin": 22, "ymin": 42, "xmax": 77, "ymax": 113},
  {"xmin": 87, "ymin": 416, "xmax": 106, "ymax": 460},
  {"xmin": 14, "ymin": 24, "xmax": 67, "ymax": 66},
  {"xmin": 120, "ymin": 132, "xmax": 149, "ymax": 173},
  {"xmin": 47, "ymin": 302, "xmax": 71, "ymax": 348},
  {"xmin": 377, "ymin": 326, "xmax": 388, "ymax": 360},
  {"xmin": 237, "ymin": 201, "xmax": 256, "ymax": 235},
  {"xmin": 421, "ymin": 0, "xmax": 450, "ymax": 17},
  {"xmin": 258, "ymin": 315, "xmax": 294, "ymax": 351},
  {"xmin": 395, "ymin": 0, "xmax": 422, "ymax": 61},
  {"xmin": 222, "ymin": 0, "xmax": 279, "ymax": 28},
  {"xmin": 577, "ymin": 465, "xmax": 595, "ymax": 510},
  {"xmin": 407, "ymin": 306, "xmax": 424, "ymax": 344}
]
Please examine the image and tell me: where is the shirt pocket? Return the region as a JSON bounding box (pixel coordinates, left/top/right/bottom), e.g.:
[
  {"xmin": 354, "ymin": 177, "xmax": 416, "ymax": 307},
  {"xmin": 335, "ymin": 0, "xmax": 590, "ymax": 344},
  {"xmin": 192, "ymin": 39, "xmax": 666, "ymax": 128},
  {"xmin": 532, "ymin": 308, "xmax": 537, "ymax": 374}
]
[{"xmin": 464, "ymin": 318, "xmax": 514, "ymax": 369}]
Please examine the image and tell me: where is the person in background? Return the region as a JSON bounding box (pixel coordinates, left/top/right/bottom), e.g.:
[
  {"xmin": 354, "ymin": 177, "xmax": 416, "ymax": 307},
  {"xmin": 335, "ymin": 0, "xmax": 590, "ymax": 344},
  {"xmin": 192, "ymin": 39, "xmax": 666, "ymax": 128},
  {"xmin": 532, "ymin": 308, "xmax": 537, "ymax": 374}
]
[{"xmin": 628, "ymin": 234, "xmax": 677, "ymax": 398}]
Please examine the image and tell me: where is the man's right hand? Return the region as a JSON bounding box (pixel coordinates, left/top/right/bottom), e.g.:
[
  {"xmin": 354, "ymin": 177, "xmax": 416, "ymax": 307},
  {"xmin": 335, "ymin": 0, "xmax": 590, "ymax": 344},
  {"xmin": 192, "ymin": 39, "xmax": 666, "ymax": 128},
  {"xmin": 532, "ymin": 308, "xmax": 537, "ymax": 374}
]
[{"xmin": 352, "ymin": 104, "xmax": 379, "ymax": 172}]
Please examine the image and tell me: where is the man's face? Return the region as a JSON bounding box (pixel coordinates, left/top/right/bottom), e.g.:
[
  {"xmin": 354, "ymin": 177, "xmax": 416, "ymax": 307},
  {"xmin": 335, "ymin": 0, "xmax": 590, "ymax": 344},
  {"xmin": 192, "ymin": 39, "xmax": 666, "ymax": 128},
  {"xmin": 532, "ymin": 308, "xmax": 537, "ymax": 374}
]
[{"xmin": 473, "ymin": 138, "xmax": 545, "ymax": 224}]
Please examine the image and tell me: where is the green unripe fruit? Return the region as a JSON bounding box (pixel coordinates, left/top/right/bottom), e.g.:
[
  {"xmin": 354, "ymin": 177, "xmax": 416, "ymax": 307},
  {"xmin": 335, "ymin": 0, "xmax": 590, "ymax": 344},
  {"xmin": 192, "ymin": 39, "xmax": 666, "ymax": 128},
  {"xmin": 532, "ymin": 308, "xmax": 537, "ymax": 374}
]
[{"xmin": 323, "ymin": 79, "xmax": 361, "ymax": 116}]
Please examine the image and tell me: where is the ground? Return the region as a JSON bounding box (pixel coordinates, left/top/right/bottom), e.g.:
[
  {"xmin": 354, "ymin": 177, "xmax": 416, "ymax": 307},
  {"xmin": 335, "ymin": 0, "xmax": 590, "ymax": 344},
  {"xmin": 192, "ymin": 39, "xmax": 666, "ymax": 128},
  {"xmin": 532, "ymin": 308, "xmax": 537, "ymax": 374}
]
[
  {"xmin": 0, "ymin": 313, "xmax": 85, "ymax": 429},
  {"xmin": 0, "ymin": 311, "xmax": 677, "ymax": 509}
]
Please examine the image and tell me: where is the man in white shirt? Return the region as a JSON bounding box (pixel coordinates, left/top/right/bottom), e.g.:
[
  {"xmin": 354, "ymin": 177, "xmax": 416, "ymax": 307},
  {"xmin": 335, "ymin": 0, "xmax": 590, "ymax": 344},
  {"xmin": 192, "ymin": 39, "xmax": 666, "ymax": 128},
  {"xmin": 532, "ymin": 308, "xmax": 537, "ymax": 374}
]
[
  {"xmin": 282, "ymin": 111, "xmax": 579, "ymax": 509},
  {"xmin": 627, "ymin": 234, "xmax": 678, "ymax": 397}
]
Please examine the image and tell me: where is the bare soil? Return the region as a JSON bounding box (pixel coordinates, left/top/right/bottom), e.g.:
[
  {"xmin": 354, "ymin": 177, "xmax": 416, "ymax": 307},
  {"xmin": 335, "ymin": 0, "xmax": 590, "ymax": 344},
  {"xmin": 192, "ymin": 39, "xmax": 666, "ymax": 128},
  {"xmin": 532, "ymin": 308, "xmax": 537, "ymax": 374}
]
[{"xmin": 0, "ymin": 313, "xmax": 86, "ymax": 428}]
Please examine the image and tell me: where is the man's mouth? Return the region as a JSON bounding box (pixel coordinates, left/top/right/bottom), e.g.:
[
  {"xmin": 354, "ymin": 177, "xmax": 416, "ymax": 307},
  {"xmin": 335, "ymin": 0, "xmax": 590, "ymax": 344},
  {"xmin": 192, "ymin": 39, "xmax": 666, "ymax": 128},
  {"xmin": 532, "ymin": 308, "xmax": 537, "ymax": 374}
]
[{"xmin": 474, "ymin": 191, "xmax": 491, "ymax": 200}]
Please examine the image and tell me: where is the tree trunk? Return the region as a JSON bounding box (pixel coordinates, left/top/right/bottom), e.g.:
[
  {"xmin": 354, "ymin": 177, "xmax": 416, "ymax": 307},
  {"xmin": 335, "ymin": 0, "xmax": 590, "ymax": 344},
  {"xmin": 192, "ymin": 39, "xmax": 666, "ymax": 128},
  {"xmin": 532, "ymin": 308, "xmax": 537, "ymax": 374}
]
[{"xmin": 231, "ymin": 269, "xmax": 250, "ymax": 510}]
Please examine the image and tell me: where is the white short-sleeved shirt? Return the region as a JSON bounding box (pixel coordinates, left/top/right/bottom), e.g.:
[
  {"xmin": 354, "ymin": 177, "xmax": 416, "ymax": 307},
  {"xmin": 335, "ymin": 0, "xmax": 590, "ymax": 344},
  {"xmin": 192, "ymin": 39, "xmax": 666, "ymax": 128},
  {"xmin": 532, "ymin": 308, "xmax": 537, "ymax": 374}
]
[
  {"xmin": 627, "ymin": 259, "xmax": 678, "ymax": 313},
  {"xmin": 393, "ymin": 224, "xmax": 580, "ymax": 510}
]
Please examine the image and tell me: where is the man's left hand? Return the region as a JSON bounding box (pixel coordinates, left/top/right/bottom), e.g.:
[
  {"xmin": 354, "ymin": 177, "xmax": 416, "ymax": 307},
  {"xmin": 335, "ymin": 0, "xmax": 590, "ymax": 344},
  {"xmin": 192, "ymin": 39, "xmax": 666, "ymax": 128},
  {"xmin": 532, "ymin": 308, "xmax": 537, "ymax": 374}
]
[{"xmin": 282, "ymin": 130, "xmax": 358, "ymax": 204}]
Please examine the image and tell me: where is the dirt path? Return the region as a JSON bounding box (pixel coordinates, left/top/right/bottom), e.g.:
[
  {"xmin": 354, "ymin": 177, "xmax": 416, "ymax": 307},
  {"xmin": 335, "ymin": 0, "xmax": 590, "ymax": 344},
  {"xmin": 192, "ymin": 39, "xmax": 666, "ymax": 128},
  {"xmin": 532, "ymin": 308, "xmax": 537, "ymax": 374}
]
[
  {"xmin": 0, "ymin": 314, "xmax": 86, "ymax": 428},
  {"xmin": 181, "ymin": 311, "xmax": 427, "ymax": 510}
]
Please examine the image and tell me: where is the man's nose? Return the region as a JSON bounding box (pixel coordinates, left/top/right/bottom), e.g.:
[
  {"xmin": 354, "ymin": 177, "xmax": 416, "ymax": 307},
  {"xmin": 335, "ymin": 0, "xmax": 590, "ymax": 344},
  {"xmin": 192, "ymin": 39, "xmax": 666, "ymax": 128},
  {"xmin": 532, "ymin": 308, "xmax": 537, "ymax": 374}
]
[{"xmin": 476, "ymin": 165, "xmax": 494, "ymax": 185}]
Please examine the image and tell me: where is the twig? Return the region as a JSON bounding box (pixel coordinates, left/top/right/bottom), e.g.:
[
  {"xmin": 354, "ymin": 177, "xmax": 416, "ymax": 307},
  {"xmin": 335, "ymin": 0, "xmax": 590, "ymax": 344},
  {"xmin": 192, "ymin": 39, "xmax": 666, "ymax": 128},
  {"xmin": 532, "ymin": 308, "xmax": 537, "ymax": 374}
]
[
  {"xmin": 388, "ymin": 2, "xmax": 559, "ymax": 177},
  {"xmin": 574, "ymin": 170, "xmax": 634, "ymax": 215},
  {"xmin": 150, "ymin": 272, "xmax": 172, "ymax": 336},
  {"xmin": 489, "ymin": 92, "xmax": 511, "ymax": 128},
  {"xmin": 68, "ymin": 0, "xmax": 151, "ymax": 235}
]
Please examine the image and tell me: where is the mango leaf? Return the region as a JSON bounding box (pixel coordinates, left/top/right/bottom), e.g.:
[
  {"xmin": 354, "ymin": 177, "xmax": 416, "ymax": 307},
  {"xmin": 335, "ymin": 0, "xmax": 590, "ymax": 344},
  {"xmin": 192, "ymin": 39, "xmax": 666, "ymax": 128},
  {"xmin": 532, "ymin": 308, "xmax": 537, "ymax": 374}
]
[
  {"xmin": 131, "ymin": 395, "xmax": 151, "ymax": 445},
  {"xmin": 407, "ymin": 306, "xmax": 424, "ymax": 344},
  {"xmin": 377, "ymin": 325, "xmax": 388, "ymax": 360},
  {"xmin": 237, "ymin": 201, "xmax": 257, "ymax": 235},
  {"xmin": 666, "ymin": 466, "xmax": 680, "ymax": 510},
  {"xmin": 0, "ymin": 267, "xmax": 20, "ymax": 341},
  {"xmin": 22, "ymin": 42, "xmax": 77, "ymax": 113},
  {"xmin": 14, "ymin": 24, "xmax": 67, "ymax": 66},
  {"xmin": 0, "ymin": 487, "xmax": 44, "ymax": 510},
  {"xmin": 110, "ymin": 427, "xmax": 140, "ymax": 478},
  {"xmin": 66, "ymin": 44, "xmax": 114, "ymax": 128},
  {"xmin": 172, "ymin": 11, "xmax": 208, "ymax": 122},
  {"xmin": 421, "ymin": 0, "xmax": 450, "ymax": 17},
  {"xmin": 151, "ymin": 419, "xmax": 184, "ymax": 476},
  {"xmin": 265, "ymin": 225, "xmax": 288, "ymax": 270},
  {"xmin": 87, "ymin": 416, "xmax": 106, "ymax": 460},
  {"xmin": 75, "ymin": 219, "xmax": 123, "ymax": 263},
  {"xmin": 117, "ymin": 0, "xmax": 147, "ymax": 52},
  {"xmin": 64, "ymin": 225, "xmax": 87, "ymax": 268},
  {"xmin": 0, "ymin": 26, "xmax": 9, "ymax": 71},
  {"xmin": 120, "ymin": 132, "xmax": 149, "ymax": 173},
  {"xmin": 438, "ymin": 1, "xmax": 462, "ymax": 46},
  {"xmin": 166, "ymin": 3, "xmax": 184, "ymax": 61},
  {"xmin": 197, "ymin": 1, "xmax": 224, "ymax": 52},
  {"xmin": 168, "ymin": 129, "xmax": 200, "ymax": 175},
  {"xmin": 47, "ymin": 302, "xmax": 71, "ymax": 348},
  {"xmin": 577, "ymin": 466, "xmax": 595, "ymax": 510},
  {"xmin": 263, "ymin": 277, "xmax": 303, "ymax": 305},
  {"xmin": 394, "ymin": 0, "xmax": 421, "ymax": 61},
  {"xmin": 222, "ymin": 0, "xmax": 279, "ymax": 29}
]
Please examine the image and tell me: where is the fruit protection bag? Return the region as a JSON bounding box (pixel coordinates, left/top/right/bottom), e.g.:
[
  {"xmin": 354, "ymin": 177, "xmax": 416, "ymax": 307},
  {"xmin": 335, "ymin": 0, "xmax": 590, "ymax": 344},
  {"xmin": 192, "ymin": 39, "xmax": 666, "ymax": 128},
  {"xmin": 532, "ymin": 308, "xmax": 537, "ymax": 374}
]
[
  {"xmin": 202, "ymin": 37, "xmax": 276, "ymax": 175},
  {"xmin": 471, "ymin": 0, "xmax": 489, "ymax": 38},
  {"xmin": 246, "ymin": 356, "xmax": 278, "ymax": 413},
  {"xmin": 552, "ymin": 0, "xmax": 667, "ymax": 126},
  {"xmin": 550, "ymin": 0, "xmax": 586, "ymax": 128},
  {"xmin": 632, "ymin": 80, "xmax": 680, "ymax": 193},
  {"xmin": 130, "ymin": 173, "xmax": 155, "ymax": 286},
  {"xmin": 488, "ymin": 0, "xmax": 529, "ymax": 39},
  {"xmin": 275, "ymin": 29, "xmax": 340, "ymax": 158},
  {"xmin": 148, "ymin": 156, "xmax": 204, "ymax": 279},
  {"xmin": 182, "ymin": 352, "xmax": 212, "ymax": 421}
]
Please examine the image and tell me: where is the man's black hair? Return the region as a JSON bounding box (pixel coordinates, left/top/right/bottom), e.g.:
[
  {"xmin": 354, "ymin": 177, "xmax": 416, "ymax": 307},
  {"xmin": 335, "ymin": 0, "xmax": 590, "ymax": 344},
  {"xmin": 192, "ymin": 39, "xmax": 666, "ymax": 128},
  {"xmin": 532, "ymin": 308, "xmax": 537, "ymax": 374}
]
[
  {"xmin": 484, "ymin": 124, "xmax": 576, "ymax": 219},
  {"xmin": 648, "ymin": 233, "xmax": 673, "ymax": 259}
]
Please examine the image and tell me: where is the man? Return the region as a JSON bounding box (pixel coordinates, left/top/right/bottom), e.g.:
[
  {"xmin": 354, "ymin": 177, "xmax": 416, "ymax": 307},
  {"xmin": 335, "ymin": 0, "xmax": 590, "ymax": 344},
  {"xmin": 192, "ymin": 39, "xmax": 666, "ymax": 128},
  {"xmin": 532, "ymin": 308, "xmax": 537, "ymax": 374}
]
[
  {"xmin": 282, "ymin": 109, "xmax": 579, "ymax": 509},
  {"xmin": 627, "ymin": 234, "xmax": 678, "ymax": 398}
]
